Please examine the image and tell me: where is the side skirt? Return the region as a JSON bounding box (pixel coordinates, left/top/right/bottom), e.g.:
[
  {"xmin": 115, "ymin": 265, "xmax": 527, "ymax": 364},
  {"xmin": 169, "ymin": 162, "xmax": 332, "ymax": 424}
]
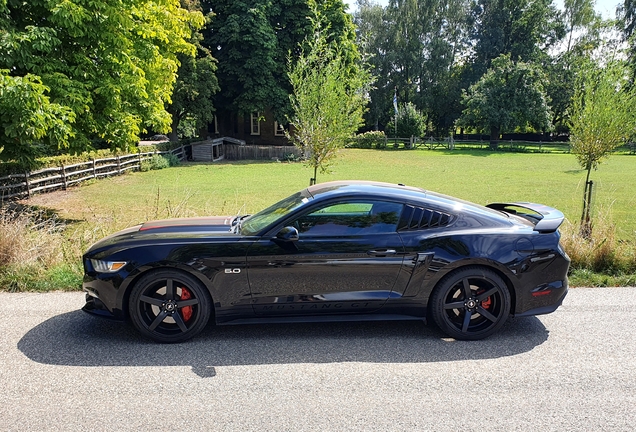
[{"xmin": 217, "ymin": 313, "xmax": 427, "ymax": 326}]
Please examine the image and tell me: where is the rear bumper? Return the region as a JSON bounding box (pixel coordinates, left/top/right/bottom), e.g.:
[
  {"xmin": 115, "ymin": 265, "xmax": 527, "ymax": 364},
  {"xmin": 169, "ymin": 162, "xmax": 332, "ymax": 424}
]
[
  {"xmin": 514, "ymin": 278, "xmax": 568, "ymax": 317},
  {"xmin": 514, "ymin": 286, "xmax": 567, "ymax": 317}
]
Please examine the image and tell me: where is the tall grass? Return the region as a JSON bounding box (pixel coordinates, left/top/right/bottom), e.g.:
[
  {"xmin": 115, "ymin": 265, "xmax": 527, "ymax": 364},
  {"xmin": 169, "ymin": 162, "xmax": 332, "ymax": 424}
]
[
  {"xmin": 0, "ymin": 187, "xmax": 199, "ymax": 291},
  {"xmin": 560, "ymin": 207, "xmax": 636, "ymax": 286},
  {"xmin": 0, "ymin": 206, "xmax": 64, "ymax": 268},
  {"xmin": 0, "ymin": 206, "xmax": 82, "ymax": 291}
]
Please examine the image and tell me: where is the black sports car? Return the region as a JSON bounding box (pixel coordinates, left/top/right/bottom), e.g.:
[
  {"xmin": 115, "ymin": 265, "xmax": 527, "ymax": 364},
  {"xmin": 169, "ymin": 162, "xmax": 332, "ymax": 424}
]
[{"xmin": 82, "ymin": 181, "xmax": 569, "ymax": 343}]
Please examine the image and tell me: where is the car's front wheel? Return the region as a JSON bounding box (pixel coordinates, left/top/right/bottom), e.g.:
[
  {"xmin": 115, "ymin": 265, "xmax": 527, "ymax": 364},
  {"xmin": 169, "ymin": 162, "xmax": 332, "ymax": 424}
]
[
  {"xmin": 429, "ymin": 267, "xmax": 511, "ymax": 340},
  {"xmin": 128, "ymin": 270, "xmax": 211, "ymax": 343}
]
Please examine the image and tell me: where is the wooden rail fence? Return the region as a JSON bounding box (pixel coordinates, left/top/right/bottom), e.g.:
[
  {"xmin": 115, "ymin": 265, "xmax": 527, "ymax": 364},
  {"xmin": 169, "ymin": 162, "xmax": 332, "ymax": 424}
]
[{"xmin": 0, "ymin": 147, "xmax": 186, "ymax": 200}]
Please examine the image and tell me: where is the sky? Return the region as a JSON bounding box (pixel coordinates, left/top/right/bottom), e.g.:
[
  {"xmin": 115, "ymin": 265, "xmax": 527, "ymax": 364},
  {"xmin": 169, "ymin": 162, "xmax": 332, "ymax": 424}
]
[{"xmin": 343, "ymin": 0, "xmax": 622, "ymax": 19}]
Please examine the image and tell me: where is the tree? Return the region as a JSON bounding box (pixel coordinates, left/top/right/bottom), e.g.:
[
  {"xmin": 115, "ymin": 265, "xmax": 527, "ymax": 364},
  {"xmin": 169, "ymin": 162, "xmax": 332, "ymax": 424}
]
[
  {"xmin": 354, "ymin": 1, "xmax": 393, "ymax": 129},
  {"xmin": 168, "ymin": 1, "xmax": 219, "ymax": 142},
  {"xmin": 464, "ymin": 0, "xmax": 563, "ymax": 137},
  {"xmin": 569, "ymin": 61, "xmax": 636, "ymax": 235},
  {"xmin": 203, "ymin": 0, "xmax": 358, "ymax": 122},
  {"xmin": 203, "ymin": 0, "xmax": 282, "ymax": 118},
  {"xmin": 354, "ymin": 0, "xmax": 471, "ymax": 134},
  {"xmin": 544, "ymin": 2, "xmax": 611, "ymax": 135},
  {"xmin": 168, "ymin": 51, "xmax": 218, "ymax": 141},
  {"xmin": 0, "ymin": 0, "xmax": 203, "ymax": 164},
  {"xmin": 563, "ymin": 0, "xmax": 598, "ymax": 54},
  {"xmin": 0, "ymin": 72, "xmax": 75, "ymax": 166},
  {"xmin": 619, "ymin": 0, "xmax": 636, "ymax": 78},
  {"xmin": 459, "ymin": 55, "xmax": 552, "ymax": 149},
  {"xmin": 469, "ymin": 0, "xmax": 563, "ymax": 76},
  {"xmin": 287, "ymin": 31, "xmax": 372, "ymax": 185}
]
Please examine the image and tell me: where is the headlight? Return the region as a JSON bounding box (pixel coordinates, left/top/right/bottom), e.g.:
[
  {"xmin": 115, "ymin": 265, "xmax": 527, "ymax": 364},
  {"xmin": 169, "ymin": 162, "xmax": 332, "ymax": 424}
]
[{"xmin": 90, "ymin": 259, "xmax": 127, "ymax": 273}]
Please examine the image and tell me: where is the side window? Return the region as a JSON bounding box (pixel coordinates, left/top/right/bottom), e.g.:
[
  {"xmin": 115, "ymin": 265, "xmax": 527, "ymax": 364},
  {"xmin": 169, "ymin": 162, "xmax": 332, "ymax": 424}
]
[
  {"xmin": 293, "ymin": 201, "xmax": 403, "ymax": 236},
  {"xmin": 397, "ymin": 205, "xmax": 454, "ymax": 231}
]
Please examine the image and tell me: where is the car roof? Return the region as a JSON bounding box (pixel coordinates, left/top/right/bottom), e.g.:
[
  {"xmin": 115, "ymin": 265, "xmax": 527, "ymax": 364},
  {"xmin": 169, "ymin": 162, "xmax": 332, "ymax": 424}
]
[
  {"xmin": 307, "ymin": 181, "xmax": 426, "ymax": 200},
  {"xmin": 306, "ymin": 181, "xmax": 509, "ymax": 221}
]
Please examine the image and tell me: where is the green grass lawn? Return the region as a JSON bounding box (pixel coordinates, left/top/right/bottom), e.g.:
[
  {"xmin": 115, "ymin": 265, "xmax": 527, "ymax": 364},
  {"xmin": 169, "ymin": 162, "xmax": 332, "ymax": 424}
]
[{"xmin": 59, "ymin": 148, "xmax": 636, "ymax": 240}]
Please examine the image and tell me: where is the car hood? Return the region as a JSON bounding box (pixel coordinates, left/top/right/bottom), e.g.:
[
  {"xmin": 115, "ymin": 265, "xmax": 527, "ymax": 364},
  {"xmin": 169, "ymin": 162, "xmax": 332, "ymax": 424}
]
[{"xmin": 85, "ymin": 216, "xmax": 239, "ymax": 255}]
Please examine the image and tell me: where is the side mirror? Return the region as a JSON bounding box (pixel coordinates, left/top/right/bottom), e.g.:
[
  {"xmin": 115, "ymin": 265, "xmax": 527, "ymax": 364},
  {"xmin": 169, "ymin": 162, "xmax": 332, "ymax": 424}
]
[{"xmin": 276, "ymin": 226, "xmax": 299, "ymax": 242}]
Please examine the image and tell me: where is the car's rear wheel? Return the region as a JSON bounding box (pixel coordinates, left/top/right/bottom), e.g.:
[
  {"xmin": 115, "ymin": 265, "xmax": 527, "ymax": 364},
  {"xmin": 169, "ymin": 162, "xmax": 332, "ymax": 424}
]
[
  {"xmin": 128, "ymin": 270, "xmax": 211, "ymax": 343},
  {"xmin": 429, "ymin": 267, "xmax": 511, "ymax": 340}
]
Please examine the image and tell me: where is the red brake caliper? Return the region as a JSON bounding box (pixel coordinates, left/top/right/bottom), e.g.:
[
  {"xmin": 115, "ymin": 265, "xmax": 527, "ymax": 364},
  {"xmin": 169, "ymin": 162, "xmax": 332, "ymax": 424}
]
[
  {"xmin": 477, "ymin": 289, "xmax": 492, "ymax": 310},
  {"xmin": 180, "ymin": 287, "xmax": 193, "ymax": 322}
]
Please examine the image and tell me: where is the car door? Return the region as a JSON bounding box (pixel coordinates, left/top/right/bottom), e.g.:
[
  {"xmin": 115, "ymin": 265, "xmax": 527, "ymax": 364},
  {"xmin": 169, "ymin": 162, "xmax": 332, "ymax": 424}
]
[{"xmin": 246, "ymin": 199, "xmax": 406, "ymax": 316}]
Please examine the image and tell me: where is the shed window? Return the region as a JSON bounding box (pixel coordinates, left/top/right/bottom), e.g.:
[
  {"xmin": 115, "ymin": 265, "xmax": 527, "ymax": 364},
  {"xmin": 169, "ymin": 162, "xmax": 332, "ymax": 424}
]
[
  {"xmin": 274, "ymin": 121, "xmax": 286, "ymax": 136},
  {"xmin": 251, "ymin": 112, "xmax": 260, "ymax": 135}
]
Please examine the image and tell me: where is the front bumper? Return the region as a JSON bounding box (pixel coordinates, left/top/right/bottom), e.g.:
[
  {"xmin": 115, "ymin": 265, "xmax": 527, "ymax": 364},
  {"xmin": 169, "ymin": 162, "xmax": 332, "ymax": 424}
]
[{"xmin": 82, "ymin": 294, "xmax": 122, "ymax": 319}]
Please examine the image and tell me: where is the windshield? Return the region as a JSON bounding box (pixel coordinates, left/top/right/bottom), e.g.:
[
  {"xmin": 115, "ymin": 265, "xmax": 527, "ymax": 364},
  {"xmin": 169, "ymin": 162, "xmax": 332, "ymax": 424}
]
[{"xmin": 240, "ymin": 191, "xmax": 311, "ymax": 235}]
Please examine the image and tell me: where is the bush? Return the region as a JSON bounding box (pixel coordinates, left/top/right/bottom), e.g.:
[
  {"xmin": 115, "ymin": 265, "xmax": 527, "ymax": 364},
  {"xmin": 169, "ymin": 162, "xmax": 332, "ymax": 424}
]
[
  {"xmin": 177, "ymin": 117, "xmax": 198, "ymax": 139},
  {"xmin": 281, "ymin": 152, "xmax": 301, "ymax": 162},
  {"xmin": 140, "ymin": 154, "xmax": 178, "ymax": 171},
  {"xmin": 349, "ymin": 131, "xmax": 387, "ymax": 149},
  {"xmin": 164, "ymin": 153, "xmax": 180, "ymax": 167},
  {"xmin": 392, "ymin": 102, "xmax": 426, "ymax": 139}
]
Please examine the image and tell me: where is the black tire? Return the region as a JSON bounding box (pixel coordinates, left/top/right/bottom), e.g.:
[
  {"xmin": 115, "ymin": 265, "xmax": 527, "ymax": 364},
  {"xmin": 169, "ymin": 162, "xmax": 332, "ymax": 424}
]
[
  {"xmin": 128, "ymin": 270, "xmax": 211, "ymax": 343},
  {"xmin": 429, "ymin": 267, "xmax": 511, "ymax": 340}
]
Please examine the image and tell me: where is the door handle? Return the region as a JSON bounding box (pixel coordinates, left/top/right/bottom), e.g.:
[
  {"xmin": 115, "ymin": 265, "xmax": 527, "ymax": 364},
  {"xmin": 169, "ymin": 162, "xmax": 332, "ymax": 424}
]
[{"xmin": 367, "ymin": 249, "xmax": 397, "ymax": 256}]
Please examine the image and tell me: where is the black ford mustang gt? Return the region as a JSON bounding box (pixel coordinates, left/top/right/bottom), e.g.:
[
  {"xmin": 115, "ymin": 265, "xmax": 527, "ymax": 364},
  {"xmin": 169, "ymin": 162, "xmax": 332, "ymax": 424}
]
[{"xmin": 82, "ymin": 181, "xmax": 569, "ymax": 343}]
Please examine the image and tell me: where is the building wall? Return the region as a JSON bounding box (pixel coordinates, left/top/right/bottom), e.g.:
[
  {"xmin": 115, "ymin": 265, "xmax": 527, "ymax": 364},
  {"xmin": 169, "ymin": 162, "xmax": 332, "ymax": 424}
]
[{"xmin": 212, "ymin": 108, "xmax": 289, "ymax": 145}]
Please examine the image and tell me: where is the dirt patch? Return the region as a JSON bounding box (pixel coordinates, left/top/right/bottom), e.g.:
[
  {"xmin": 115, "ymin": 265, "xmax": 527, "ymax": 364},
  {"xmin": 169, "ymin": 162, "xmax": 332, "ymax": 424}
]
[{"xmin": 19, "ymin": 188, "xmax": 84, "ymax": 219}]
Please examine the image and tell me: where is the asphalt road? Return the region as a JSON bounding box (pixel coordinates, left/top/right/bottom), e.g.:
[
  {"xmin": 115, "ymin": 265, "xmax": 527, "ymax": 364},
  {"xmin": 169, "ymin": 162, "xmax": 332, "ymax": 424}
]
[{"xmin": 1, "ymin": 288, "xmax": 635, "ymax": 431}]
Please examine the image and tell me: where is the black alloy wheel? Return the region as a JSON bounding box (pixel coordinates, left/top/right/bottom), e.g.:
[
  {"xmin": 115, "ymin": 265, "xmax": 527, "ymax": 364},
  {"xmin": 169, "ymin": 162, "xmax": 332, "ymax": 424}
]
[
  {"xmin": 430, "ymin": 267, "xmax": 511, "ymax": 340},
  {"xmin": 128, "ymin": 270, "xmax": 211, "ymax": 343}
]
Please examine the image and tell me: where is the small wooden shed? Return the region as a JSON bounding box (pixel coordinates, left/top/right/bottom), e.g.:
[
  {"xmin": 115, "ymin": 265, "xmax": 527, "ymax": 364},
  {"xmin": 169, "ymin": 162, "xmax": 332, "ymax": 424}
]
[{"xmin": 191, "ymin": 137, "xmax": 244, "ymax": 161}]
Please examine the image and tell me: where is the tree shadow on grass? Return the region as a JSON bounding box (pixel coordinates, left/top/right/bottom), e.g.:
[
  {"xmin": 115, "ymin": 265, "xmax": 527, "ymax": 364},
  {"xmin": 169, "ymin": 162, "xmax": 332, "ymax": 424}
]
[
  {"xmin": 18, "ymin": 310, "xmax": 549, "ymax": 377},
  {"xmin": 434, "ymin": 149, "xmax": 495, "ymax": 157},
  {"xmin": 1, "ymin": 202, "xmax": 83, "ymax": 225}
]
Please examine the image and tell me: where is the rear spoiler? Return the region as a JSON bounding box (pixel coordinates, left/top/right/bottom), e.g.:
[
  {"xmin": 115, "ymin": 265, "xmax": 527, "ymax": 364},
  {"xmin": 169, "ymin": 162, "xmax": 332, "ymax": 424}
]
[{"xmin": 486, "ymin": 202, "xmax": 565, "ymax": 233}]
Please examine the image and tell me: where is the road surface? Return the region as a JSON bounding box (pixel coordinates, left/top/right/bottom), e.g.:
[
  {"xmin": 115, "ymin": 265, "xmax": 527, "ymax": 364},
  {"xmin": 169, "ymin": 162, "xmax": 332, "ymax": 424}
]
[{"xmin": 1, "ymin": 288, "xmax": 635, "ymax": 431}]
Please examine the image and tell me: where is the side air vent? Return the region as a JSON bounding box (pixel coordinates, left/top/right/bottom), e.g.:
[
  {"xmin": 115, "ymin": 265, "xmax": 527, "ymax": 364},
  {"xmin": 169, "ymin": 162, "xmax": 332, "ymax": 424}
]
[{"xmin": 398, "ymin": 206, "xmax": 453, "ymax": 231}]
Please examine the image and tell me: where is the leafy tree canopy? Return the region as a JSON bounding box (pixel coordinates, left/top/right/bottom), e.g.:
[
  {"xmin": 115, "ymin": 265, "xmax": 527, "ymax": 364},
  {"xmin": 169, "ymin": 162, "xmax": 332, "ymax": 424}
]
[
  {"xmin": 619, "ymin": 0, "xmax": 636, "ymax": 77},
  {"xmin": 204, "ymin": 0, "xmax": 358, "ymax": 121},
  {"xmin": 355, "ymin": 0, "xmax": 471, "ymax": 134},
  {"xmin": 562, "ymin": 0, "xmax": 598, "ymax": 53},
  {"xmin": 0, "ymin": 0, "xmax": 203, "ymax": 165},
  {"xmin": 459, "ymin": 54, "xmax": 552, "ymax": 148},
  {"xmin": 470, "ymin": 0, "xmax": 564, "ymax": 75},
  {"xmin": 168, "ymin": 1, "xmax": 219, "ymax": 141},
  {"xmin": 0, "ymin": 72, "xmax": 75, "ymax": 166}
]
